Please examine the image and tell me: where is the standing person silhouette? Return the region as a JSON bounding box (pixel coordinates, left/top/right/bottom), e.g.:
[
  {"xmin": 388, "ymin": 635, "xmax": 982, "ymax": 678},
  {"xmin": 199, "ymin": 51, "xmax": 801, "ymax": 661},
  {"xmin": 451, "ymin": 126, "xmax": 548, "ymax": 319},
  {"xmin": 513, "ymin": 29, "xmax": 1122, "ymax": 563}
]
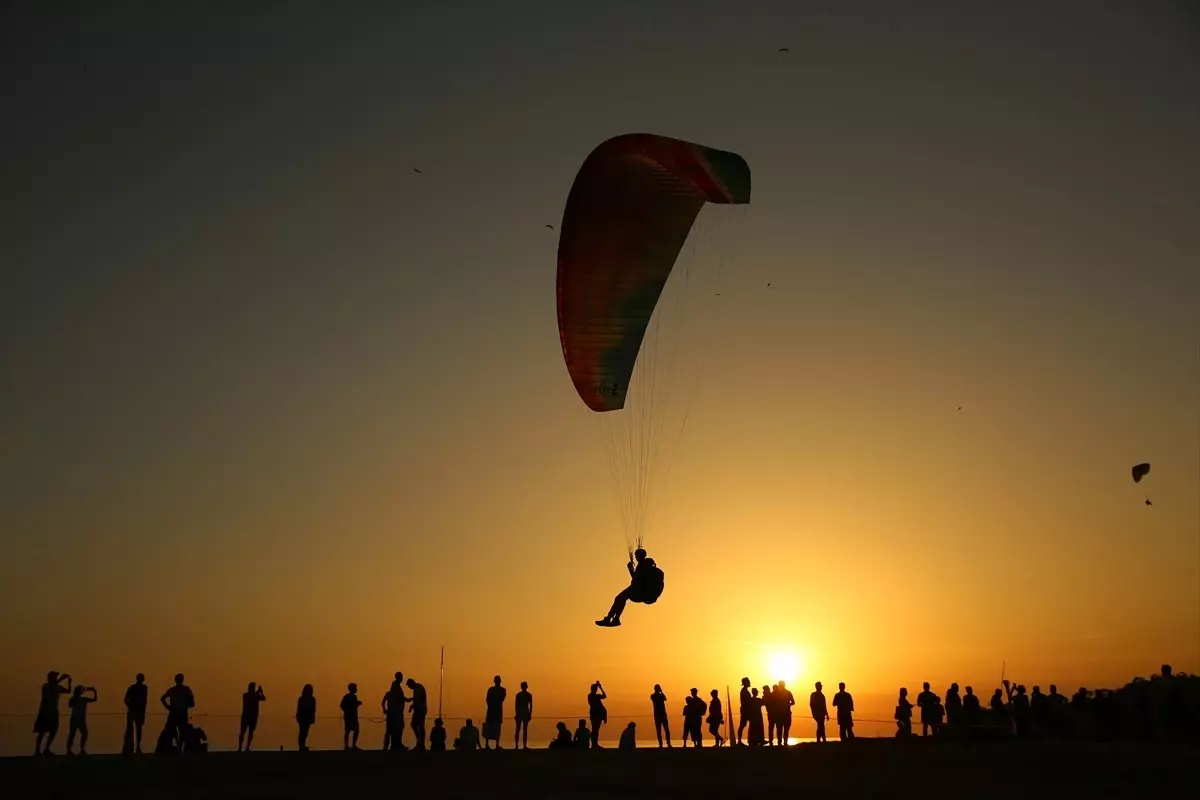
[
  {"xmin": 683, "ymin": 688, "xmax": 706, "ymax": 747},
  {"xmin": 296, "ymin": 685, "xmax": 316, "ymax": 751},
  {"xmin": 776, "ymin": 681, "xmax": 795, "ymax": 745},
  {"xmin": 382, "ymin": 673, "xmax": 409, "ymax": 751},
  {"xmin": 763, "ymin": 685, "xmax": 777, "ymax": 745},
  {"xmin": 650, "ymin": 684, "xmax": 671, "ymax": 747},
  {"xmin": 747, "ymin": 688, "xmax": 766, "ymax": 746},
  {"xmin": 917, "ymin": 682, "xmax": 939, "ymax": 737},
  {"xmin": 514, "ymin": 681, "xmax": 533, "ymax": 749},
  {"xmin": 160, "ymin": 674, "xmax": 195, "ymax": 750},
  {"xmin": 944, "ymin": 683, "xmax": 963, "ymax": 733},
  {"xmin": 34, "ymin": 671, "xmax": 71, "ymax": 756},
  {"xmin": 238, "ymin": 682, "xmax": 266, "ymax": 752},
  {"xmin": 588, "ymin": 682, "xmax": 608, "ymax": 748},
  {"xmin": 962, "ymin": 685, "xmax": 982, "ymax": 731},
  {"xmin": 737, "ymin": 678, "xmax": 753, "ymax": 745},
  {"xmin": 707, "ymin": 689, "xmax": 725, "ymax": 747},
  {"xmin": 407, "ymin": 678, "xmax": 428, "ymax": 750},
  {"xmin": 341, "ymin": 683, "xmax": 362, "ymax": 750},
  {"xmin": 123, "ymin": 674, "xmax": 148, "ymax": 755},
  {"xmin": 832, "ymin": 682, "xmax": 855, "ymax": 741},
  {"xmin": 484, "ymin": 676, "xmax": 507, "ymax": 749},
  {"xmin": 66, "ymin": 685, "xmax": 97, "ymax": 755},
  {"xmin": 896, "ymin": 687, "xmax": 914, "ymax": 737},
  {"xmin": 810, "ymin": 682, "xmax": 829, "ymax": 743}
]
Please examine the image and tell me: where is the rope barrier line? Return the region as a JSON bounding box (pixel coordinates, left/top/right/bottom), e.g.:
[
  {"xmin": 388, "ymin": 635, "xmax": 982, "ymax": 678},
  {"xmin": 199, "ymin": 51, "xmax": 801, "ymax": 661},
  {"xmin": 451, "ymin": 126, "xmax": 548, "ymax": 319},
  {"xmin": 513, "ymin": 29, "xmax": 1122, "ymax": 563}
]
[{"xmin": 0, "ymin": 710, "xmax": 1006, "ymax": 729}]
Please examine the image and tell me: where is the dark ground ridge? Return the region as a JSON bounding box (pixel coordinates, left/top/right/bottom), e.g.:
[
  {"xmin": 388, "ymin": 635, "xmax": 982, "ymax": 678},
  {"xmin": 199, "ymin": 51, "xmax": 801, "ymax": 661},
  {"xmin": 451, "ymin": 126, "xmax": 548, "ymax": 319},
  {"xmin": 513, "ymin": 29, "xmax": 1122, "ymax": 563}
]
[{"xmin": 3, "ymin": 738, "xmax": 1198, "ymax": 799}]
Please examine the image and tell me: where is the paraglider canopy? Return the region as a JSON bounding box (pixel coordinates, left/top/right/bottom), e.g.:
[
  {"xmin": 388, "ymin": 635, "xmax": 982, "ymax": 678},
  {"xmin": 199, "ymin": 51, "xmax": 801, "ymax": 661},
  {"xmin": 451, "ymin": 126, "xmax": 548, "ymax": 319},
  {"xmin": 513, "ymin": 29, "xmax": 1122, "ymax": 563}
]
[
  {"xmin": 1131, "ymin": 463, "xmax": 1150, "ymax": 483},
  {"xmin": 556, "ymin": 133, "xmax": 751, "ymax": 413}
]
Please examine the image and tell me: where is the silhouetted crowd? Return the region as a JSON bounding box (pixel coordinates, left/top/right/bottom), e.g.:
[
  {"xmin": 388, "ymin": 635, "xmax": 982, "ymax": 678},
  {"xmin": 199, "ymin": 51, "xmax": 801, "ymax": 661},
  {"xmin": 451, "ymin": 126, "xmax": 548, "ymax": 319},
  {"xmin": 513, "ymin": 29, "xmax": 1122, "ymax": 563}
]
[{"xmin": 29, "ymin": 664, "xmax": 1199, "ymax": 756}]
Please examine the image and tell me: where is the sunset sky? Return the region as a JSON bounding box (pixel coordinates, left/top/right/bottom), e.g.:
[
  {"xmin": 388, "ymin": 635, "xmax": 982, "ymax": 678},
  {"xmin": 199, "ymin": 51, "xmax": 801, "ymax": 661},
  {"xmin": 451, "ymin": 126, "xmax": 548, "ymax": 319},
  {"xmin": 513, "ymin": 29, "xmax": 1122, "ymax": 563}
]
[{"xmin": 2, "ymin": 1, "xmax": 1198, "ymax": 752}]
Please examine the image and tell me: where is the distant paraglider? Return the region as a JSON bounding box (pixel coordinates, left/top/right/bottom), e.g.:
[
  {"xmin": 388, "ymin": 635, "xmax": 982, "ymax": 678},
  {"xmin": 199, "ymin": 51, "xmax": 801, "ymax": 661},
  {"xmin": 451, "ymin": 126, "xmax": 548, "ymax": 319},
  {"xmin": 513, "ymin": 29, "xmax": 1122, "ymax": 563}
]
[{"xmin": 1131, "ymin": 462, "xmax": 1152, "ymax": 506}]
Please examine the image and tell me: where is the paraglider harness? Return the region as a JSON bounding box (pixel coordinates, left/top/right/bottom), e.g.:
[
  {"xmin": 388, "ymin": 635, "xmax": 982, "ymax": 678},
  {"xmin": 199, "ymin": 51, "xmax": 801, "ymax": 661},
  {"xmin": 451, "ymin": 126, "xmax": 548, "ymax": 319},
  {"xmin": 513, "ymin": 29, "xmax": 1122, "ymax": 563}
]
[{"xmin": 630, "ymin": 558, "xmax": 665, "ymax": 604}]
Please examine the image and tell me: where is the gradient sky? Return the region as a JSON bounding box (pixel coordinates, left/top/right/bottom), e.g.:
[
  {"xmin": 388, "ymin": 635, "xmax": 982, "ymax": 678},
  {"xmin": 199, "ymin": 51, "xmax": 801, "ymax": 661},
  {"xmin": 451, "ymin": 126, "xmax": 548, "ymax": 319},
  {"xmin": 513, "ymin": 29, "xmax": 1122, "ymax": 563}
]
[{"xmin": 2, "ymin": 0, "xmax": 1198, "ymax": 747}]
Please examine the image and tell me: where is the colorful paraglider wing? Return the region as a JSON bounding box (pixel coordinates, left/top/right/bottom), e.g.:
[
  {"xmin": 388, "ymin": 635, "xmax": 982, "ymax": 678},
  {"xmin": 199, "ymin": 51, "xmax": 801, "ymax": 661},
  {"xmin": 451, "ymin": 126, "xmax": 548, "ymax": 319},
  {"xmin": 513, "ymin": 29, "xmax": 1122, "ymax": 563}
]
[
  {"xmin": 1132, "ymin": 463, "xmax": 1150, "ymax": 483},
  {"xmin": 556, "ymin": 133, "xmax": 751, "ymax": 412}
]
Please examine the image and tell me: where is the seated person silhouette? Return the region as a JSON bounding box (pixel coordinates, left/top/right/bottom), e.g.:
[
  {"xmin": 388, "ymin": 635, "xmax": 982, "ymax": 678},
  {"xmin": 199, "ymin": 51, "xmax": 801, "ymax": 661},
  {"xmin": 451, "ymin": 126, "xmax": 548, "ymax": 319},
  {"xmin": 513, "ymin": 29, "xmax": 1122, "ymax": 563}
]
[
  {"xmin": 182, "ymin": 722, "xmax": 208, "ymax": 753},
  {"xmin": 430, "ymin": 718, "xmax": 447, "ymax": 751},
  {"xmin": 154, "ymin": 724, "xmax": 177, "ymax": 754},
  {"xmin": 619, "ymin": 721, "xmax": 637, "ymax": 749},
  {"xmin": 455, "ymin": 719, "xmax": 481, "ymax": 750},
  {"xmin": 573, "ymin": 719, "xmax": 591, "ymax": 748},
  {"xmin": 549, "ymin": 721, "xmax": 573, "ymax": 749},
  {"xmin": 596, "ymin": 548, "xmax": 664, "ymax": 627}
]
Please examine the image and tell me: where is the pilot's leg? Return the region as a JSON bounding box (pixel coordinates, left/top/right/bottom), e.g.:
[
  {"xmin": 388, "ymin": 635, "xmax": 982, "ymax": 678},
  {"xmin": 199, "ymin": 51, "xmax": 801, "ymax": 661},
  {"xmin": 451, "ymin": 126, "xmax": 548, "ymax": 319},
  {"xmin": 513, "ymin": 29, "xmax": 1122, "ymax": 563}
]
[{"xmin": 599, "ymin": 587, "xmax": 632, "ymax": 625}]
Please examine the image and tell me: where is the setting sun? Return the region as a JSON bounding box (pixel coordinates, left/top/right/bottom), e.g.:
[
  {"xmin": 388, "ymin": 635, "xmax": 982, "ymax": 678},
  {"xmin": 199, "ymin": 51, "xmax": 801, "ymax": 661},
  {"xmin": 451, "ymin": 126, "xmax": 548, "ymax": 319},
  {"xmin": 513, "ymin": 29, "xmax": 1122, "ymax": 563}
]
[{"xmin": 763, "ymin": 649, "xmax": 803, "ymax": 685}]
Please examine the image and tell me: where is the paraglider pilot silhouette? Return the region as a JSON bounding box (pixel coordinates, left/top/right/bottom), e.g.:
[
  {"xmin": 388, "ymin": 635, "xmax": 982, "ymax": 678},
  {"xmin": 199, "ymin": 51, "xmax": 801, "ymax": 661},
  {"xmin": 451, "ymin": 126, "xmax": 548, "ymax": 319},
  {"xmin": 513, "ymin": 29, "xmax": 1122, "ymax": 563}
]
[{"xmin": 596, "ymin": 548, "xmax": 665, "ymax": 627}]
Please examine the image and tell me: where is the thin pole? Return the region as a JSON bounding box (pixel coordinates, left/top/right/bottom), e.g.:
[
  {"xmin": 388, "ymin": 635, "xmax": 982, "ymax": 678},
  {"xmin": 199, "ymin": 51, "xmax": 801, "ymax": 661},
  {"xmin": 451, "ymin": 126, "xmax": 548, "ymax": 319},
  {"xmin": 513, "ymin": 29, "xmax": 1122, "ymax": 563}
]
[
  {"xmin": 438, "ymin": 645, "xmax": 445, "ymax": 719},
  {"xmin": 726, "ymin": 685, "xmax": 733, "ymax": 746}
]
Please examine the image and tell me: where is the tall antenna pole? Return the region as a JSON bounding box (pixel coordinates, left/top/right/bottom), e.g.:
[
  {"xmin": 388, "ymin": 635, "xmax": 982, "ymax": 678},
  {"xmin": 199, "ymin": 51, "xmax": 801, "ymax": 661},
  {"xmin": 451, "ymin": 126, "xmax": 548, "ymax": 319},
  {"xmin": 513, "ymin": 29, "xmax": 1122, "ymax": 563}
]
[{"xmin": 438, "ymin": 645, "xmax": 445, "ymax": 719}]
